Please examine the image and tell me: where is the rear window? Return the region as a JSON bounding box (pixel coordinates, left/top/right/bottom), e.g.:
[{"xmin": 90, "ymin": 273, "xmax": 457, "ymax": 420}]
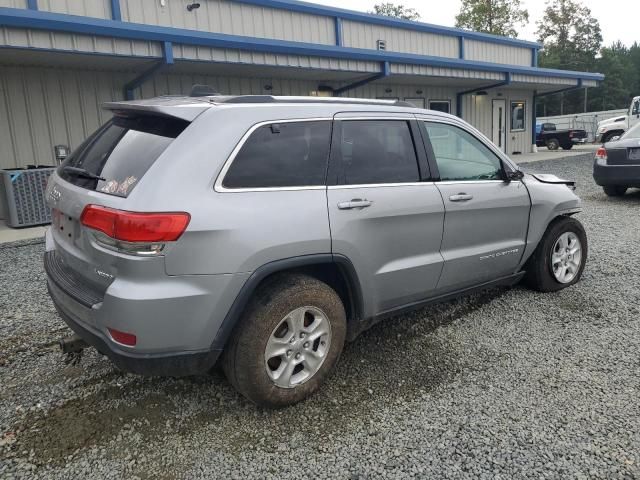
[{"xmin": 58, "ymin": 114, "xmax": 188, "ymax": 197}]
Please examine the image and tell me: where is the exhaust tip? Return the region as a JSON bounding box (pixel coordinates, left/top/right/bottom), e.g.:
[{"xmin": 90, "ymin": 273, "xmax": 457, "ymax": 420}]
[{"xmin": 59, "ymin": 334, "xmax": 88, "ymax": 354}]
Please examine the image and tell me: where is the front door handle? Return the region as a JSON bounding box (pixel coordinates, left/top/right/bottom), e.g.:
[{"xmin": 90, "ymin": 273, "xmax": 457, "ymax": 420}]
[
  {"xmin": 337, "ymin": 199, "xmax": 373, "ymax": 210},
  {"xmin": 449, "ymin": 193, "xmax": 473, "ymax": 202}
]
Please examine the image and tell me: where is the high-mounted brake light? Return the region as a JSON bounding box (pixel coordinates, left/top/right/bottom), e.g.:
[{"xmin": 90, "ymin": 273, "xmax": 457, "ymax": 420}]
[
  {"xmin": 595, "ymin": 147, "xmax": 608, "ymax": 162},
  {"xmin": 80, "ymin": 205, "xmax": 190, "ymax": 243}
]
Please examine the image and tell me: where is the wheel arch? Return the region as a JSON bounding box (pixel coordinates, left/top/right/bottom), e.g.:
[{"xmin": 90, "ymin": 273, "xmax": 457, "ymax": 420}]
[{"xmin": 211, "ymin": 254, "xmax": 364, "ymax": 351}]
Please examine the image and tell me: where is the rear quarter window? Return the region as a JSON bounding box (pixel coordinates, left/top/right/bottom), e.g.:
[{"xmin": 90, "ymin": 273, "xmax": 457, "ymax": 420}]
[
  {"xmin": 58, "ymin": 114, "xmax": 188, "ymax": 197},
  {"xmin": 222, "ymin": 121, "xmax": 332, "ymax": 189}
]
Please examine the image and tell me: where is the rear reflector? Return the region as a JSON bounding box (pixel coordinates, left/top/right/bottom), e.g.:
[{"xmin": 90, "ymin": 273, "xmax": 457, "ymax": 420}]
[
  {"xmin": 595, "ymin": 147, "xmax": 608, "ymax": 162},
  {"xmin": 80, "ymin": 205, "xmax": 190, "ymax": 243},
  {"xmin": 108, "ymin": 328, "xmax": 137, "ymax": 346}
]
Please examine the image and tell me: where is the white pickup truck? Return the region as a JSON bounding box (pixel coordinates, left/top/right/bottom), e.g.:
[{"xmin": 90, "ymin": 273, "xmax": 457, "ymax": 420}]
[{"xmin": 596, "ymin": 96, "xmax": 640, "ymax": 143}]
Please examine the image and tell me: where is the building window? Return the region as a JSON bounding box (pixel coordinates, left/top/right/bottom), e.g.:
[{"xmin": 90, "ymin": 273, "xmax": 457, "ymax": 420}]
[
  {"xmin": 510, "ymin": 101, "xmax": 526, "ymax": 132},
  {"xmin": 428, "ymin": 100, "xmax": 451, "ymax": 114},
  {"xmin": 223, "ymin": 121, "xmax": 332, "ymax": 189}
]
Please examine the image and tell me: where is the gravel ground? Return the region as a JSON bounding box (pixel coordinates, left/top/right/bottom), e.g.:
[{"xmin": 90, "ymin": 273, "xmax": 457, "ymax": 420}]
[{"xmin": 1, "ymin": 155, "xmax": 639, "ymax": 479}]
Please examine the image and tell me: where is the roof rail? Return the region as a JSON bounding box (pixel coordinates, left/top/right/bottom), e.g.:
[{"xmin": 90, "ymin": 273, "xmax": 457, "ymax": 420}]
[{"xmin": 211, "ymin": 95, "xmax": 417, "ymax": 108}]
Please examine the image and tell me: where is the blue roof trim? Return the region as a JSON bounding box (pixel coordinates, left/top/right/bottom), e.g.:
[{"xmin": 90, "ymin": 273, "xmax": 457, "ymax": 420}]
[
  {"xmin": 232, "ymin": 0, "xmax": 542, "ymax": 49},
  {"xmin": 0, "ymin": 7, "xmax": 604, "ymax": 82}
]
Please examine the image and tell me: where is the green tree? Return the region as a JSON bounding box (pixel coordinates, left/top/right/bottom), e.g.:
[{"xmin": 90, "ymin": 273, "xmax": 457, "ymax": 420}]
[
  {"xmin": 455, "ymin": 0, "xmax": 529, "ymax": 38},
  {"xmin": 536, "ymin": 0, "xmax": 602, "ymax": 72},
  {"xmin": 536, "ymin": 0, "xmax": 603, "ymax": 115},
  {"xmin": 370, "ymin": 3, "xmax": 420, "ymax": 21}
]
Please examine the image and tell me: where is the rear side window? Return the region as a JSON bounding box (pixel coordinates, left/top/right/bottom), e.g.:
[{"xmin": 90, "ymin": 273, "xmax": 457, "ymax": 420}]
[
  {"xmin": 336, "ymin": 120, "xmax": 420, "ymax": 185},
  {"xmin": 58, "ymin": 114, "xmax": 188, "ymax": 197},
  {"xmin": 222, "ymin": 121, "xmax": 332, "ymax": 189}
]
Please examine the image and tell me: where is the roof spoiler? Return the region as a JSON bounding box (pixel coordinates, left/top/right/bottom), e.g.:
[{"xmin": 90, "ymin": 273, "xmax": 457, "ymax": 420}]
[{"xmin": 103, "ymin": 98, "xmax": 210, "ymax": 122}]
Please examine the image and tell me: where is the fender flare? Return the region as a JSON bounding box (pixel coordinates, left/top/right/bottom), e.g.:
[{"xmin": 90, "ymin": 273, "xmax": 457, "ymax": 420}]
[{"xmin": 210, "ymin": 254, "xmax": 364, "ymax": 350}]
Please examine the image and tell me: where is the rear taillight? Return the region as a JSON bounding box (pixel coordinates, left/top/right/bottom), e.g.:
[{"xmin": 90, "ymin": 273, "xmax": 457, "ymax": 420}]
[
  {"xmin": 80, "ymin": 205, "xmax": 190, "ymax": 255},
  {"xmin": 569, "ymin": 131, "xmax": 574, "ymax": 138},
  {"xmin": 595, "ymin": 147, "xmax": 608, "ymax": 162}
]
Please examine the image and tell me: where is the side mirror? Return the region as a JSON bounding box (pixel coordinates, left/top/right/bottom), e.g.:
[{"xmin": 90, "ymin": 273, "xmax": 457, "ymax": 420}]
[{"xmin": 505, "ymin": 169, "xmax": 525, "ymax": 182}]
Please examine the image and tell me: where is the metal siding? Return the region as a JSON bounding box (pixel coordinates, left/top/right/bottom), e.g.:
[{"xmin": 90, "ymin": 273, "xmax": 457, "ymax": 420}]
[
  {"xmin": 120, "ymin": 0, "xmax": 335, "ymax": 45},
  {"xmin": 141, "ymin": 72, "xmax": 319, "ymax": 98},
  {"xmin": 172, "ymin": 43, "xmax": 378, "ymax": 72},
  {"xmin": 0, "ymin": 27, "xmax": 162, "ymax": 57},
  {"xmin": 0, "ymin": 65, "xmax": 128, "ymax": 169},
  {"xmin": 341, "ymin": 20, "xmax": 458, "ymax": 58},
  {"xmin": 390, "ymin": 63, "xmax": 503, "ymax": 81},
  {"xmin": 37, "ymin": 0, "xmax": 112, "ymax": 19},
  {"xmin": 0, "ymin": 0, "xmax": 27, "ymax": 7},
  {"xmin": 511, "ymin": 74, "xmax": 576, "ymax": 86},
  {"xmin": 464, "ymin": 39, "xmax": 531, "ymax": 67}
]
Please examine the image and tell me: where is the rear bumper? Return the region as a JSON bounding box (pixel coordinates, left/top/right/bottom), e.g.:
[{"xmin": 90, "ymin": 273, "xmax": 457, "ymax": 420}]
[
  {"xmin": 593, "ymin": 158, "xmax": 640, "ymax": 187},
  {"xmin": 47, "ymin": 279, "xmax": 222, "ymax": 376},
  {"xmin": 572, "ymin": 137, "xmax": 587, "ymax": 144}
]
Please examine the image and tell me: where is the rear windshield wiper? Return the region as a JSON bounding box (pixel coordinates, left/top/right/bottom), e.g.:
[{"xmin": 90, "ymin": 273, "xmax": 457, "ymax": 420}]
[{"xmin": 61, "ymin": 166, "xmax": 106, "ymax": 182}]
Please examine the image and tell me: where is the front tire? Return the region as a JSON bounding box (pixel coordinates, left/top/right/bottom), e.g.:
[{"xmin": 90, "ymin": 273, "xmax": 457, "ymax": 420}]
[
  {"xmin": 603, "ymin": 185, "xmax": 627, "ymax": 197},
  {"xmin": 524, "ymin": 217, "xmax": 587, "ymax": 292},
  {"xmin": 222, "ymin": 274, "xmax": 346, "ymax": 408}
]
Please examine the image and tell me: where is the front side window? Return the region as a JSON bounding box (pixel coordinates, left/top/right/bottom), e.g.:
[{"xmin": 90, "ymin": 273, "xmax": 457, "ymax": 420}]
[
  {"xmin": 511, "ymin": 101, "xmax": 526, "ymax": 131},
  {"xmin": 222, "ymin": 121, "xmax": 332, "ymax": 189},
  {"xmin": 424, "ymin": 122, "xmax": 503, "ymax": 182},
  {"xmin": 632, "ymin": 100, "xmax": 640, "ymax": 116},
  {"xmin": 336, "ymin": 120, "xmax": 420, "ymax": 185}
]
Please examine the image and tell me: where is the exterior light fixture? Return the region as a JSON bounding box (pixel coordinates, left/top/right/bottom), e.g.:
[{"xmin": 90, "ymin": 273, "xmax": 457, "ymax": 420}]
[
  {"xmin": 54, "ymin": 145, "xmax": 70, "ymax": 165},
  {"xmin": 186, "ymin": 3, "xmax": 200, "ymax": 11},
  {"xmin": 264, "ymin": 84, "xmax": 273, "ymax": 91}
]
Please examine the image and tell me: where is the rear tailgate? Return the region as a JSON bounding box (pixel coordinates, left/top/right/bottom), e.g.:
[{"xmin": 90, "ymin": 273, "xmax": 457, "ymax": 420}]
[{"xmin": 45, "ymin": 103, "xmax": 205, "ymax": 303}]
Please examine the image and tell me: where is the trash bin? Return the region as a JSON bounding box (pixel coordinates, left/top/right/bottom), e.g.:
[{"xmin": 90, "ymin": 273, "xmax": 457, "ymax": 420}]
[{"xmin": 0, "ymin": 166, "xmax": 56, "ymax": 228}]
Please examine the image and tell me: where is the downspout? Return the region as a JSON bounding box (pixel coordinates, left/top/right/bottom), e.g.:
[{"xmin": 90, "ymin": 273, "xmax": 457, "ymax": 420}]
[
  {"xmin": 456, "ymin": 72, "xmax": 511, "ymax": 118},
  {"xmin": 334, "ymin": 61, "xmax": 390, "ymax": 96},
  {"xmin": 123, "ymin": 41, "xmax": 174, "ymax": 101}
]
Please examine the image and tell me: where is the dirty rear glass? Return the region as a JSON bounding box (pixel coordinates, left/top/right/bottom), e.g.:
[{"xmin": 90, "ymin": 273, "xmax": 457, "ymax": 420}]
[{"xmin": 58, "ymin": 114, "xmax": 188, "ymax": 197}]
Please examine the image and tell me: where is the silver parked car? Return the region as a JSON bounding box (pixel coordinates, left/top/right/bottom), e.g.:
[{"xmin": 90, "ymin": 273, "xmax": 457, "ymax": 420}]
[{"xmin": 44, "ymin": 95, "xmax": 587, "ymax": 407}]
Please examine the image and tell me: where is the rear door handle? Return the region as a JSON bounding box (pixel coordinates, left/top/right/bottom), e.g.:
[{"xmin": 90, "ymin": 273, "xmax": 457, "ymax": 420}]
[
  {"xmin": 337, "ymin": 199, "xmax": 373, "ymax": 210},
  {"xmin": 449, "ymin": 193, "xmax": 473, "ymax": 202}
]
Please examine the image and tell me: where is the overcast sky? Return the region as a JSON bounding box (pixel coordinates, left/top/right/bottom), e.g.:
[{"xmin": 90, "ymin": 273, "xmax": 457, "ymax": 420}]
[{"xmin": 314, "ymin": 0, "xmax": 637, "ymax": 47}]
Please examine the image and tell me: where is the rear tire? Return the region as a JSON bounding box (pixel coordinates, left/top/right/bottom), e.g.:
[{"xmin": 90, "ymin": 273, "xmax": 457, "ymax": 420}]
[
  {"xmin": 222, "ymin": 274, "xmax": 346, "ymax": 408},
  {"xmin": 561, "ymin": 143, "xmax": 574, "ymax": 150},
  {"xmin": 546, "ymin": 138, "xmax": 560, "ymax": 150},
  {"xmin": 603, "ymin": 185, "xmax": 627, "ymax": 197},
  {"xmin": 524, "ymin": 217, "xmax": 587, "ymax": 293}
]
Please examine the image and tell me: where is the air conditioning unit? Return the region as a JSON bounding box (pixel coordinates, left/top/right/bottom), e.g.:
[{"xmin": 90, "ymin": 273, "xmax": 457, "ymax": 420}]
[{"xmin": 0, "ymin": 166, "xmax": 55, "ymax": 228}]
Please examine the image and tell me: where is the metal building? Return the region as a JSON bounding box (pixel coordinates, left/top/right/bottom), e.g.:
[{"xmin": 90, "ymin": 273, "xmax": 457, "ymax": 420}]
[{"xmin": 0, "ymin": 0, "xmax": 604, "ymax": 169}]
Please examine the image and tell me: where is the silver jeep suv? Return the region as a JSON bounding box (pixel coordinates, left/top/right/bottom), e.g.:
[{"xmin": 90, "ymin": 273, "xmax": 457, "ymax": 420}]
[{"xmin": 44, "ymin": 95, "xmax": 587, "ymax": 407}]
